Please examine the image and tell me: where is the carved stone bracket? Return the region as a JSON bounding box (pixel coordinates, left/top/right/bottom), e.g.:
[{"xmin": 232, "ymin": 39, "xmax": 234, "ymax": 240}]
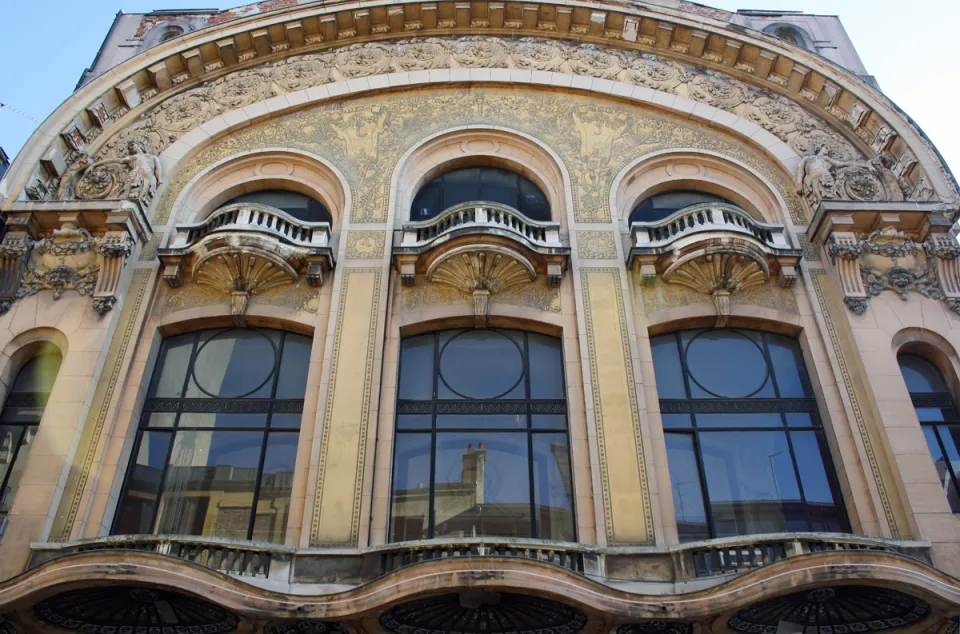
[
  {"xmin": 393, "ymin": 208, "xmax": 569, "ymax": 326},
  {"xmin": 662, "ymin": 241, "xmax": 772, "ymax": 327},
  {"xmin": 158, "ymin": 203, "xmax": 335, "ymax": 324},
  {"xmin": 628, "ymin": 203, "xmax": 801, "ymax": 324},
  {"xmin": 425, "ymin": 244, "xmax": 537, "ymax": 327},
  {"xmin": 0, "ymin": 200, "xmax": 148, "ymax": 316},
  {"xmin": 826, "ymin": 227, "xmax": 960, "ymax": 315}
]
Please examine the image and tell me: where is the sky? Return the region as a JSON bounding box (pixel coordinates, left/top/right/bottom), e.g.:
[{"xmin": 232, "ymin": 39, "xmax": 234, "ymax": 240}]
[{"xmin": 0, "ymin": 0, "xmax": 957, "ymax": 178}]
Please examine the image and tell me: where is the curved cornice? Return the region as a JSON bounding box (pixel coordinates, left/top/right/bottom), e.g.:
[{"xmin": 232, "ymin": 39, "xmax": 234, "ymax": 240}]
[
  {"xmin": 1, "ymin": 0, "xmax": 956, "ymax": 209},
  {"xmin": 1, "ymin": 550, "xmax": 958, "ymax": 621}
]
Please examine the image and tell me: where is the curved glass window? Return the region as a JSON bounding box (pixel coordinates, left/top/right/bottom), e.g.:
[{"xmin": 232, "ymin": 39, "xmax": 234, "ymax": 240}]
[
  {"xmin": 390, "ymin": 329, "xmax": 574, "ymax": 542},
  {"xmin": 224, "ymin": 189, "xmax": 332, "ymax": 224},
  {"xmin": 629, "ymin": 190, "xmax": 732, "ymax": 224},
  {"xmin": 652, "ymin": 329, "xmax": 848, "ymax": 541},
  {"xmin": 113, "ymin": 328, "xmax": 312, "ymax": 542},
  {"xmin": 0, "ymin": 352, "xmax": 61, "ymax": 522},
  {"xmin": 410, "ymin": 167, "xmax": 551, "ymax": 222},
  {"xmin": 898, "ymin": 354, "xmax": 960, "ymax": 511}
]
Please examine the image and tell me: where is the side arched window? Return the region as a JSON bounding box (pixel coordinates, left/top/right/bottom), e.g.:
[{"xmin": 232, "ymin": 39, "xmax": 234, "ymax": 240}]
[
  {"xmin": 0, "ymin": 352, "xmax": 61, "ymax": 521},
  {"xmin": 113, "ymin": 328, "xmax": 312, "ymax": 542},
  {"xmin": 898, "ymin": 354, "xmax": 960, "ymax": 511}
]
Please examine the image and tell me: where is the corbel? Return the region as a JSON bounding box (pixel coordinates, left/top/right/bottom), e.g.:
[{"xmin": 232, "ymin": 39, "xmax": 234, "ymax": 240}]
[
  {"xmin": 925, "ymin": 233, "xmax": 960, "ymax": 314},
  {"xmin": 826, "ymin": 231, "xmax": 868, "ymax": 314},
  {"xmin": 0, "ymin": 231, "xmax": 34, "ymax": 314},
  {"xmin": 92, "ymin": 231, "xmax": 134, "ymax": 316}
]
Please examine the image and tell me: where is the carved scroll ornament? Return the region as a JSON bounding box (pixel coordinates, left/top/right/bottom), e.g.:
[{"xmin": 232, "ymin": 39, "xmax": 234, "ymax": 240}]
[
  {"xmin": 0, "ymin": 223, "xmax": 133, "ymax": 316},
  {"xmin": 827, "ymin": 228, "xmax": 960, "ymax": 315}
]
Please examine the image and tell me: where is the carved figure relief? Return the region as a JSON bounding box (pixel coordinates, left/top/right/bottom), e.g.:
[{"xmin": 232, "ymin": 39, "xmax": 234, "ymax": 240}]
[
  {"xmin": 55, "ymin": 36, "xmax": 917, "ymax": 225},
  {"xmin": 57, "ymin": 140, "xmax": 164, "ymax": 208},
  {"xmin": 827, "ymin": 228, "xmax": 960, "ymax": 315},
  {"xmin": 796, "ymin": 148, "xmax": 902, "ymax": 208}
]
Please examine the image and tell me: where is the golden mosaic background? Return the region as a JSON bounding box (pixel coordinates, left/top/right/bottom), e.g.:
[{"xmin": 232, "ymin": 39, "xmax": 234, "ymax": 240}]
[{"xmin": 155, "ymin": 86, "xmax": 807, "ymax": 226}]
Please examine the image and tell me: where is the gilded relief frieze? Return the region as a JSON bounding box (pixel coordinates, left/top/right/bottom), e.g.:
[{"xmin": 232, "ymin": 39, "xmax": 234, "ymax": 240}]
[
  {"xmin": 576, "ymin": 231, "xmax": 619, "ymax": 260},
  {"xmin": 158, "ymin": 276, "xmax": 321, "ymax": 315},
  {"xmin": 345, "ymin": 231, "xmax": 387, "ymax": 259},
  {"xmin": 68, "ymin": 37, "xmax": 892, "ymax": 221},
  {"xmin": 155, "ymin": 86, "xmax": 808, "ymax": 229},
  {"xmin": 638, "ymin": 276, "xmax": 798, "ymax": 314}
]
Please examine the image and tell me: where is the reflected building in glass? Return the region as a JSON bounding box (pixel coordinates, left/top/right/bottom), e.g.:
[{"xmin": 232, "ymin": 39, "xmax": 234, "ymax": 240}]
[{"xmin": 0, "ymin": 1, "xmax": 958, "ymax": 633}]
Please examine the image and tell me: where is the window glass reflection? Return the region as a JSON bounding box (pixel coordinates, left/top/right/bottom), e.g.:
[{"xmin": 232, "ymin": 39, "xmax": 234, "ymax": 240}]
[
  {"xmin": 652, "ymin": 329, "xmax": 848, "ymax": 541},
  {"xmin": 410, "ymin": 167, "xmax": 551, "ymax": 222},
  {"xmin": 898, "ymin": 354, "xmax": 960, "ymax": 512},
  {"xmin": 0, "ymin": 351, "xmax": 60, "ymax": 522},
  {"xmin": 390, "ymin": 329, "xmax": 574, "ymax": 541},
  {"xmin": 114, "ymin": 329, "xmax": 311, "ymax": 542}
]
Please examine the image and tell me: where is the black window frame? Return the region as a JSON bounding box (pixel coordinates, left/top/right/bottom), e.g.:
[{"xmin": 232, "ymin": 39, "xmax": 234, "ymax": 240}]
[
  {"xmin": 389, "ymin": 328, "xmax": 576, "ymax": 542},
  {"xmin": 898, "ymin": 353, "xmax": 960, "ymax": 513},
  {"xmin": 0, "ymin": 352, "xmax": 61, "ymax": 521},
  {"xmin": 112, "ymin": 328, "xmax": 309, "ymax": 542},
  {"xmin": 654, "ymin": 328, "xmax": 850, "ymax": 541},
  {"xmin": 409, "ymin": 166, "xmax": 551, "ymax": 223},
  {"xmin": 223, "ymin": 189, "xmax": 332, "ymax": 224}
]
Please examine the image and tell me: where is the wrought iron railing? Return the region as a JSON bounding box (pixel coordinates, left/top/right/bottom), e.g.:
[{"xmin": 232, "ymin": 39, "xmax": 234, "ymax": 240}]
[
  {"xmin": 630, "ymin": 202, "xmax": 789, "ymax": 251},
  {"xmin": 169, "ymin": 202, "xmax": 332, "ymax": 250},
  {"xmin": 401, "ymin": 201, "xmax": 562, "ymax": 249}
]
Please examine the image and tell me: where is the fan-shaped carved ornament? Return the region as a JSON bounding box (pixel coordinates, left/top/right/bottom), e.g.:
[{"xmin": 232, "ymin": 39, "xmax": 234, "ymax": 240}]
[
  {"xmin": 192, "ymin": 246, "xmax": 299, "ymax": 326},
  {"xmin": 426, "ymin": 245, "xmax": 537, "ymax": 326},
  {"xmin": 663, "ymin": 243, "xmax": 770, "ymax": 326}
]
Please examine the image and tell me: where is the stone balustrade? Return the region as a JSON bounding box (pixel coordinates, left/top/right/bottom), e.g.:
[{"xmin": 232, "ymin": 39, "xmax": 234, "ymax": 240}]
[
  {"xmin": 400, "ymin": 202, "xmax": 562, "ymax": 250},
  {"xmin": 630, "ymin": 202, "xmax": 789, "ymax": 252},
  {"xmin": 169, "ymin": 202, "xmax": 331, "ymax": 250},
  {"xmin": 30, "ymin": 532, "xmax": 931, "ymax": 589}
]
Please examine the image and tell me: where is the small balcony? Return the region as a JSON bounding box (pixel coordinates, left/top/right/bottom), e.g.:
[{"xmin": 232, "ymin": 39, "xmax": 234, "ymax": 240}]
[
  {"xmin": 393, "ymin": 201, "xmax": 570, "ymax": 326},
  {"xmin": 626, "ymin": 202, "xmax": 802, "ymax": 323},
  {"xmin": 158, "ymin": 202, "xmax": 335, "ymax": 324}
]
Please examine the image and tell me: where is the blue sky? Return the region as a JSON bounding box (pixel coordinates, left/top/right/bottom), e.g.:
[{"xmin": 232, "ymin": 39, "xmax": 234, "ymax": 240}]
[{"xmin": 0, "ymin": 0, "xmax": 957, "ymax": 178}]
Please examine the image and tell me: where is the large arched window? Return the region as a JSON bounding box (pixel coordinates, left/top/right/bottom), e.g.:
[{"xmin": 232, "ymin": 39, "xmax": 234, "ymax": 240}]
[
  {"xmin": 224, "ymin": 189, "xmax": 332, "ymax": 224},
  {"xmin": 629, "ymin": 190, "xmax": 732, "ymax": 224},
  {"xmin": 651, "ymin": 329, "xmax": 848, "ymax": 541},
  {"xmin": 898, "ymin": 354, "xmax": 960, "ymax": 511},
  {"xmin": 411, "ymin": 167, "xmax": 551, "ymax": 222},
  {"xmin": 113, "ymin": 328, "xmax": 312, "ymax": 543},
  {"xmin": 0, "ymin": 351, "xmax": 61, "ymax": 522},
  {"xmin": 390, "ymin": 329, "xmax": 574, "ymax": 542}
]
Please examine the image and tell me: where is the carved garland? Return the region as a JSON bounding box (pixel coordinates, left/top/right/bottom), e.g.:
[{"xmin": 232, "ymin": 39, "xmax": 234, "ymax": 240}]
[
  {"xmin": 827, "ymin": 228, "xmax": 960, "ymax": 315},
  {"xmin": 32, "ymin": 36, "xmax": 937, "ymax": 208},
  {"xmin": 0, "ymin": 224, "xmax": 133, "ymax": 316}
]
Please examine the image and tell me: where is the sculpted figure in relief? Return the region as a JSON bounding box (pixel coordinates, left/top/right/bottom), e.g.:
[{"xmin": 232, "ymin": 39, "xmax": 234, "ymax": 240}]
[
  {"xmin": 72, "ymin": 140, "xmax": 164, "ymax": 206},
  {"xmin": 796, "ymin": 146, "xmax": 900, "ymax": 206}
]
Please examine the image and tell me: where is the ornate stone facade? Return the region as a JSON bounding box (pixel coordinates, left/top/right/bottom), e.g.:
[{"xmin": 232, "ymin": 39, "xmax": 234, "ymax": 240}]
[{"xmin": 0, "ymin": 1, "xmax": 959, "ymax": 633}]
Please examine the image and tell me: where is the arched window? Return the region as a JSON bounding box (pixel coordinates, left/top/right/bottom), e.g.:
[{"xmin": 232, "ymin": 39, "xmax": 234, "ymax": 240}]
[
  {"xmin": 651, "ymin": 329, "xmax": 848, "ymax": 541},
  {"xmin": 629, "ymin": 190, "xmax": 732, "ymax": 224},
  {"xmin": 0, "ymin": 352, "xmax": 61, "ymax": 521},
  {"xmin": 113, "ymin": 328, "xmax": 312, "ymax": 543},
  {"xmin": 898, "ymin": 354, "xmax": 960, "ymax": 511},
  {"xmin": 410, "ymin": 167, "xmax": 551, "ymax": 222},
  {"xmin": 390, "ymin": 329, "xmax": 574, "ymax": 542},
  {"xmin": 160, "ymin": 26, "xmax": 184, "ymax": 43},
  {"xmin": 223, "ymin": 189, "xmax": 332, "ymax": 224}
]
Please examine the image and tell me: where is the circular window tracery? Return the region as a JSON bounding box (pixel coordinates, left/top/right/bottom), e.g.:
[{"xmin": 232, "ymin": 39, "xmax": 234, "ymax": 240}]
[
  {"xmin": 438, "ymin": 329, "xmax": 525, "ymax": 399},
  {"xmin": 35, "ymin": 587, "xmax": 238, "ymax": 633},
  {"xmin": 728, "ymin": 586, "xmax": 929, "ymax": 634},
  {"xmin": 380, "ymin": 593, "xmax": 586, "ymax": 634}
]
